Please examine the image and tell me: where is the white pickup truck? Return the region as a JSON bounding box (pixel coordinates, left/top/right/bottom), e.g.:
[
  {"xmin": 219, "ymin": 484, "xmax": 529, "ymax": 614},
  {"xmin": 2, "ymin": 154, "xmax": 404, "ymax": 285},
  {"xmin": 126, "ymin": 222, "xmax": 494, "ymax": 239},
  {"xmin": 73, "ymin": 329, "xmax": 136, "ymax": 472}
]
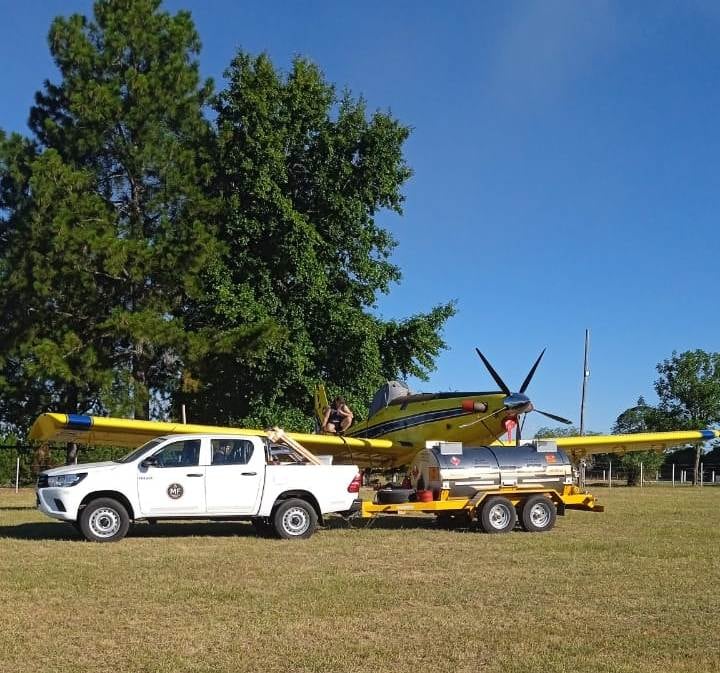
[{"xmin": 36, "ymin": 433, "xmax": 362, "ymax": 542}]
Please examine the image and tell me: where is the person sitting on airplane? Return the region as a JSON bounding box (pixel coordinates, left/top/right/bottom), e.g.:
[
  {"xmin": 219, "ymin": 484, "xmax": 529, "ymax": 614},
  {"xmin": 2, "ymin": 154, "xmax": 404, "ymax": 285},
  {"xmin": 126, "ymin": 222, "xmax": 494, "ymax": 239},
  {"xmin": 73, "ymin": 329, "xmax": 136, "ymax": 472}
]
[{"xmin": 322, "ymin": 396, "xmax": 353, "ymax": 434}]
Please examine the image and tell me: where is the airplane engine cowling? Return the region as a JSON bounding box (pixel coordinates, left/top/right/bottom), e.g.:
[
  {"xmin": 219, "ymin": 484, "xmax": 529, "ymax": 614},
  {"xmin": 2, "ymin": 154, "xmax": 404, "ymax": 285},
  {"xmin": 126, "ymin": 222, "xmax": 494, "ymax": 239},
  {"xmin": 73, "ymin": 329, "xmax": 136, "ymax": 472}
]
[{"xmin": 409, "ymin": 445, "xmax": 573, "ymax": 497}]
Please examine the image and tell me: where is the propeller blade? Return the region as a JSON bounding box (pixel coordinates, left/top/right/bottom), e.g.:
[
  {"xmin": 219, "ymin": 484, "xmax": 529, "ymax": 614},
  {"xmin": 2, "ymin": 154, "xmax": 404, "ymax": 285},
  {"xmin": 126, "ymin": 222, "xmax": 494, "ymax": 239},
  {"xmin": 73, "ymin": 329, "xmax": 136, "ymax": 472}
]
[
  {"xmin": 516, "ymin": 414, "xmax": 526, "ymax": 447},
  {"xmin": 519, "ymin": 348, "xmax": 546, "ymax": 394},
  {"xmin": 475, "ymin": 348, "xmax": 511, "ymax": 395},
  {"xmin": 534, "ymin": 409, "xmax": 573, "ymax": 425}
]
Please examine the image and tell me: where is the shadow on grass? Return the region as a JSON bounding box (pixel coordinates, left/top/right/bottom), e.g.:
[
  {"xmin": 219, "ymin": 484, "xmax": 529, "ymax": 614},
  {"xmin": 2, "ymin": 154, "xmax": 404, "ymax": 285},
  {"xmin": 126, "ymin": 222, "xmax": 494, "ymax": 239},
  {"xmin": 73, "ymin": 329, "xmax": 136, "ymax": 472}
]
[
  {"xmin": 0, "ymin": 506, "xmax": 37, "ymax": 511},
  {"xmin": 0, "ymin": 521, "xmax": 81, "ymax": 541},
  {"xmin": 0, "ymin": 515, "xmax": 475, "ymax": 541},
  {"xmin": 0, "ymin": 520, "xmax": 264, "ymax": 541},
  {"xmin": 324, "ymin": 515, "xmax": 474, "ymax": 533}
]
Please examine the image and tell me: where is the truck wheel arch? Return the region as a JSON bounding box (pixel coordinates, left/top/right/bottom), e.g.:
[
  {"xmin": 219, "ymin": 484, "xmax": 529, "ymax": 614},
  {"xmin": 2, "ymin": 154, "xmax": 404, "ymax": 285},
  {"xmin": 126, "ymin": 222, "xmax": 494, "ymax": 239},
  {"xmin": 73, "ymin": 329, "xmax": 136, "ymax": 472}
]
[
  {"xmin": 79, "ymin": 491, "xmax": 136, "ymax": 521},
  {"xmin": 272, "ymin": 491, "xmax": 323, "ymax": 525}
]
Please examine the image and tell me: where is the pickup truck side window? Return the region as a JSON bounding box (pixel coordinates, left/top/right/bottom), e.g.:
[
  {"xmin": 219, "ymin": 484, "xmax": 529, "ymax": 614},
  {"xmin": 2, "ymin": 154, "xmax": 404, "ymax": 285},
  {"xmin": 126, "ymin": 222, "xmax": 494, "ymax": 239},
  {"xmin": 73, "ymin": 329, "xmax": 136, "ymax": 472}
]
[
  {"xmin": 152, "ymin": 439, "xmax": 201, "ymax": 468},
  {"xmin": 211, "ymin": 439, "xmax": 255, "ymax": 466}
]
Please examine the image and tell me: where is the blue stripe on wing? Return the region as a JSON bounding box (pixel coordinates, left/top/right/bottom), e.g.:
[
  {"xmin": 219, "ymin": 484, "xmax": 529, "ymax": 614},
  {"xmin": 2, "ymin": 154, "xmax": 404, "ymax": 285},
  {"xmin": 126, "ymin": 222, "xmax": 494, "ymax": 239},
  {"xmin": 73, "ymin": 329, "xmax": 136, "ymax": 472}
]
[{"xmin": 66, "ymin": 414, "xmax": 93, "ymax": 431}]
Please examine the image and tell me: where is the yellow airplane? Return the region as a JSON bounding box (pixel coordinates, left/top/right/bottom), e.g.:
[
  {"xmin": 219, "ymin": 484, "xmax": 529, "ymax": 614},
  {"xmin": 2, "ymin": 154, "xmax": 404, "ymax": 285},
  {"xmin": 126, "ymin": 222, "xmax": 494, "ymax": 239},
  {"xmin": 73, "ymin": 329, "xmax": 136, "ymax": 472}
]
[{"xmin": 28, "ymin": 349, "xmax": 720, "ymax": 467}]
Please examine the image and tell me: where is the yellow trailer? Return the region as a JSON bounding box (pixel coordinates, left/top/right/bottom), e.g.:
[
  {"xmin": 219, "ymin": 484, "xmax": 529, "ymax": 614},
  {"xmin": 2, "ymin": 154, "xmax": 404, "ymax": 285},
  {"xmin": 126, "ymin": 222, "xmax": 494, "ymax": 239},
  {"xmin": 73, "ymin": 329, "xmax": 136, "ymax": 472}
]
[{"xmin": 358, "ymin": 484, "xmax": 603, "ymax": 533}]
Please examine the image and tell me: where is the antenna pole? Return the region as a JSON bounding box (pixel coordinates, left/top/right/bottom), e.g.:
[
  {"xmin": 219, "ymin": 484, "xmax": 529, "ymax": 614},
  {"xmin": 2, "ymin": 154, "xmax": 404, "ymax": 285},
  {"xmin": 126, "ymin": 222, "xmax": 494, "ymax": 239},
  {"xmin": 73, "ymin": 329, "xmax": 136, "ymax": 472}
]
[
  {"xmin": 579, "ymin": 329, "xmax": 590, "ymax": 488},
  {"xmin": 579, "ymin": 329, "xmax": 590, "ymax": 436}
]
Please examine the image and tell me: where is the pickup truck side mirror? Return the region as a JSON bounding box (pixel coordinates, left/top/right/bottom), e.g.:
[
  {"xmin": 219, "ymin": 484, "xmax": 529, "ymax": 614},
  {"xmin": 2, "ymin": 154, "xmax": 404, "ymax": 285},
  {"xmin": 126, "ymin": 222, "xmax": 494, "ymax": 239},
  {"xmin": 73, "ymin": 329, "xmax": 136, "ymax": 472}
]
[{"xmin": 140, "ymin": 455, "xmax": 159, "ymax": 468}]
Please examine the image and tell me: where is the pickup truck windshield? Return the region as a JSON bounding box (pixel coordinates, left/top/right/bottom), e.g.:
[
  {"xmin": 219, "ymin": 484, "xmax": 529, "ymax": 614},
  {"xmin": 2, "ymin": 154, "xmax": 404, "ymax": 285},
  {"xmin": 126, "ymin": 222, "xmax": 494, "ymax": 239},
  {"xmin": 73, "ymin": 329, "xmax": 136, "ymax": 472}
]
[{"xmin": 114, "ymin": 438, "xmax": 165, "ymax": 464}]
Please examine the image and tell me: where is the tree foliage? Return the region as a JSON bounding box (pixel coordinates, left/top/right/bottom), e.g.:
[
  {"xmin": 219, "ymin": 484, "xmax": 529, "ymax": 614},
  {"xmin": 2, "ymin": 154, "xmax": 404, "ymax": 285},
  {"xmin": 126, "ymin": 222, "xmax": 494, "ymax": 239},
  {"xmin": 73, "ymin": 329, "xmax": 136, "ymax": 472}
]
[
  {"xmin": 653, "ymin": 350, "xmax": 720, "ymax": 484},
  {"xmin": 0, "ymin": 0, "xmax": 253, "ymax": 464},
  {"xmin": 0, "ymin": 1, "xmax": 455, "ymax": 444},
  {"xmin": 611, "ymin": 397, "xmax": 668, "ymax": 485},
  {"xmin": 180, "ymin": 52, "xmax": 455, "ymax": 428},
  {"xmin": 534, "ymin": 426, "xmax": 583, "ymax": 439}
]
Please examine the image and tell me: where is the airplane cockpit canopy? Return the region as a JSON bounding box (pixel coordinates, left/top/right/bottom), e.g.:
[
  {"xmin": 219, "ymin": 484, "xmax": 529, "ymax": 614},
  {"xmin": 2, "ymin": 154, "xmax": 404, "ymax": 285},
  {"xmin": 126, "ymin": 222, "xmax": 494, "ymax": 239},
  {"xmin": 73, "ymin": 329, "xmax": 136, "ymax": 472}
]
[{"xmin": 368, "ymin": 380, "xmax": 413, "ymax": 419}]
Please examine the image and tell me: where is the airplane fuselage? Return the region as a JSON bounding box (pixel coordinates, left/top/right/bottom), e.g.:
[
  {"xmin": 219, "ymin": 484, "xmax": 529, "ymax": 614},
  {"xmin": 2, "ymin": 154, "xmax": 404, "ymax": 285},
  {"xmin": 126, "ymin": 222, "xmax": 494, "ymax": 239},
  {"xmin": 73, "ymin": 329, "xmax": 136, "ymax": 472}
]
[{"xmin": 346, "ymin": 391, "xmax": 514, "ymax": 450}]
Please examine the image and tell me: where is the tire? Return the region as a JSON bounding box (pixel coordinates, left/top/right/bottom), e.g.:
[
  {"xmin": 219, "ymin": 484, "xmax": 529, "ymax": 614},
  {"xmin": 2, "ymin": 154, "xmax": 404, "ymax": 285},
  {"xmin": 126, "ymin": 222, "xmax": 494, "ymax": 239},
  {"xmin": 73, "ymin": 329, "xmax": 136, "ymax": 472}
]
[
  {"xmin": 520, "ymin": 495, "xmax": 556, "ymax": 532},
  {"xmin": 272, "ymin": 499, "xmax": 318, "ymax": 540},
  {"xmin": 376, "ymin": 488, "xmax": 414, "ymax": 504},
  {"xmin": 78, "ymin": 497, "xmax": 130, "ymax": 543},
  {"xmin": 478, "ymin": 496, "xmax": 517, "ymax": 534}
]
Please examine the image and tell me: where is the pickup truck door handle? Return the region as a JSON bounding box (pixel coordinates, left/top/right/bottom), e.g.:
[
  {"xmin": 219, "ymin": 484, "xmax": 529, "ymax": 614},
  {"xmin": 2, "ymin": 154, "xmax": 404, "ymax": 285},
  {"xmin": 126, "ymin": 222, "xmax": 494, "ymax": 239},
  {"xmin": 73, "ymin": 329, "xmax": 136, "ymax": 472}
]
[
  {"xmin": 186, "ymin": 473, "xmax": 203, "ymax": 477},
  {"xmin": 241, "ymin": 472, "xmax": 257, "ymax": 476}
]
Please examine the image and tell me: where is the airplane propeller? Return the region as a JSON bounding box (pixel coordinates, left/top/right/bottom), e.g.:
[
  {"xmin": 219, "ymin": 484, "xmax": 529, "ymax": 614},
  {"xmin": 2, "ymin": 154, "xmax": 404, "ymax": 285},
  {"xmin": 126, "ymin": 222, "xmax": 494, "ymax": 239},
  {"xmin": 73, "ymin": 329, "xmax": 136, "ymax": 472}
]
[{"xmin": 474, "ymin": 348, "xmax": 573, "ymax": 446}]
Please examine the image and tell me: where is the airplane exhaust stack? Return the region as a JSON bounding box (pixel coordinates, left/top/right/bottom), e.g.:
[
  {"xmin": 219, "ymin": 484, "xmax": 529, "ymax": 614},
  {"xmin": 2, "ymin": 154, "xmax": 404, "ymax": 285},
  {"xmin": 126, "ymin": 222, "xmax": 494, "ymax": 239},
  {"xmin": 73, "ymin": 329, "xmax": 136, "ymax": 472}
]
[{"xmin": 461, "ymin": 400, "xmax": 488, "ymax": 413}]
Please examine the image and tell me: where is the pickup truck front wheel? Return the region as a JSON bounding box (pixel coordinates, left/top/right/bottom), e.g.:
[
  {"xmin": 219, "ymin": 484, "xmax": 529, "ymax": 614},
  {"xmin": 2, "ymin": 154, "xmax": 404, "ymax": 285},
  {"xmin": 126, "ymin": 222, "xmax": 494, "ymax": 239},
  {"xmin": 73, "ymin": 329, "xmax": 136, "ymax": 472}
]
[
  {"xmin": 273, "ymin": 499, "xmax": 318, "ymax": 540},
  {"xmin": 79, "ymin": 497, "xmax": 130, "ymax": 542}
]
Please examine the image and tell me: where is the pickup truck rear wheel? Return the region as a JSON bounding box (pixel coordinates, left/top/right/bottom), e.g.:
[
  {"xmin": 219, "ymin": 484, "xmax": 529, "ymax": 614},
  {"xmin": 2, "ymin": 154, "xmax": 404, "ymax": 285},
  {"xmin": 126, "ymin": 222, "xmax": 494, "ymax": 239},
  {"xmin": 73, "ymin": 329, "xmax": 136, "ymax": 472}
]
[
  {"xmin": 79, "ymin": 497, "xmax": 130, "ymax": 542},
  {"xmin": 273, "ymin": 499, "xmax": 318, "ymax": 540}
]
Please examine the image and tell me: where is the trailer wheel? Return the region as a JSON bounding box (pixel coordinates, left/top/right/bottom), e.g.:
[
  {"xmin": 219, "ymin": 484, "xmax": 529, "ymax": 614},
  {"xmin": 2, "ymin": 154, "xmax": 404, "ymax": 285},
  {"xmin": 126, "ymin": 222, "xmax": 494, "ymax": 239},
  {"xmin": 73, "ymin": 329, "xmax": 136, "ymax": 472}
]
[
  {"xmin": 520, "ymin": 495, "xmax": 556, "ymax": 532},
  {"xmin": 478, "ymin": 496, "xmax": 517, "ymax": 534},
  {"xmin": 78, "ymin": 497, "xmax": 130, "ymax": 542},
  {"xmin": 273, "ymin": 499, "xmax": 318, "ymax": 540}
]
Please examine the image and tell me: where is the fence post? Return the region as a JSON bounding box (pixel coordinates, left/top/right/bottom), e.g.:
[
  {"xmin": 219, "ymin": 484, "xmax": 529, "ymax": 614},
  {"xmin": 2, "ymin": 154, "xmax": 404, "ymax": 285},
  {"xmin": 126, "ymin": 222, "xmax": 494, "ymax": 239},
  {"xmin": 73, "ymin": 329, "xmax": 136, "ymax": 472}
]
[
  {"xmin": 700, "ymin": 462, "xmax": 704, "ymax": 487},
  {"xmin": 15, "ymin": 456, "xmax": 20, "ymax": 493},
  {"xmin": 640, "ymin": 462, "xmax": 643, "ymax": 488},
  {"xmin": 609, "ymin": 460, "xmax": 612, "ymax": 489},
  {"xmin": 672, "ymin": 464, "xmax": 675, "ymax": 487},
  {"xmin": 713, "ymin": 470, "xmax": 716, "ymax": 484}
]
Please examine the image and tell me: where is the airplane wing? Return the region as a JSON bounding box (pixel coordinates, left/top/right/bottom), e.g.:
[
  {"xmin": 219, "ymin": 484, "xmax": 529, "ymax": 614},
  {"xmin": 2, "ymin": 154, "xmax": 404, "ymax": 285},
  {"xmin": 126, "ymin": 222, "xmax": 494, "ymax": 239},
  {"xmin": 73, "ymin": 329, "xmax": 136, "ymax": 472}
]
[
  {"xmin": 28, "ymin": 413, "xmax": 415, "ymax": 467},
  {"xmin": 492, "ymin": 429, "xmax": 720, "ymax": 460}
]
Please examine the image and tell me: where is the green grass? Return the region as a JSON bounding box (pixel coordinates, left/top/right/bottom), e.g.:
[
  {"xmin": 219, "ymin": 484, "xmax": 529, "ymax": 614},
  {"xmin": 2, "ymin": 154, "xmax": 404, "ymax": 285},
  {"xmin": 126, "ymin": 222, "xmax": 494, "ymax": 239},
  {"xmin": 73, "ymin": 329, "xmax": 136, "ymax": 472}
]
[{"xmin": 1, "ymin": 486, "xmax": 719, "ymax": 673}]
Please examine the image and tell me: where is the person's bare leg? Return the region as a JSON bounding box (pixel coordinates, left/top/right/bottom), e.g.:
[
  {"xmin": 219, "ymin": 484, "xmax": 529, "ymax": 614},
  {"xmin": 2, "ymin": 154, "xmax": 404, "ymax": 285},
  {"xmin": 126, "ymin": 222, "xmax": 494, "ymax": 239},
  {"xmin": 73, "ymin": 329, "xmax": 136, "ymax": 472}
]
[{"xmin": 340, "ymin": 416, "xmax": 353, "ymax": 432}]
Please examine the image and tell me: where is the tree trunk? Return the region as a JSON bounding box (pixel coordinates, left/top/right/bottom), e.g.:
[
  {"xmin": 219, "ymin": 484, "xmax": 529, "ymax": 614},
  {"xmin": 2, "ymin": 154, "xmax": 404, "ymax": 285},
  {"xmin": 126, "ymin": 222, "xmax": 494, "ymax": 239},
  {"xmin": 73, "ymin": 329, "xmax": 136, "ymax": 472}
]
[
  {"xmin": 66, "ymin": 441, "xmax": 79, "ymax": 465},
  {"xmin": 693, "ymin": 444, "xmax": 702, "ymax": 486}
]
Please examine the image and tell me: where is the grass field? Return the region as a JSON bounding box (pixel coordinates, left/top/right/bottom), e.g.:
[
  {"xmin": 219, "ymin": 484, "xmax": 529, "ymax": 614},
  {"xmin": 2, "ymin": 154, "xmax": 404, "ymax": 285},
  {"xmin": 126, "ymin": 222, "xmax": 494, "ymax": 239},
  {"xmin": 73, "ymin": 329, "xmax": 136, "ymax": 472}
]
[{"xmin": 0, "ymin": 486, "xmax": 719, "ymax": 673}]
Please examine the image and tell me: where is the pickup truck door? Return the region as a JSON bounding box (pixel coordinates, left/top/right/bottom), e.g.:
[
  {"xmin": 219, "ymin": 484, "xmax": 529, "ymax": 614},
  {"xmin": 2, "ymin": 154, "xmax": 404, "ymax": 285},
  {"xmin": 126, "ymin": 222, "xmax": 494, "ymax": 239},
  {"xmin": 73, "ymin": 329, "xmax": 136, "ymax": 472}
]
[
  {"xmin": 137, "ymin": 438, "xmax": 206, "ymax": 515},
  {"xmin": 205, "ymin": 437, "xmax": 264, "ymax": 514}
]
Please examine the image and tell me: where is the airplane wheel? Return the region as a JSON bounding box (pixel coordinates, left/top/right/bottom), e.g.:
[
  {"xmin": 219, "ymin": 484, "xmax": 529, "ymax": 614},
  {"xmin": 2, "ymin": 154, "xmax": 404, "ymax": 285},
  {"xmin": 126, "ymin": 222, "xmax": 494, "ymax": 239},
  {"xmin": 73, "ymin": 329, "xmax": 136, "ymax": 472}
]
[
  {"xmin": 478, "ymin": 496, "xmax": 517, "ymax": 534},
  {"xmin": 520, "ymin": 495, "xmax": 556, "ymax": 532}
]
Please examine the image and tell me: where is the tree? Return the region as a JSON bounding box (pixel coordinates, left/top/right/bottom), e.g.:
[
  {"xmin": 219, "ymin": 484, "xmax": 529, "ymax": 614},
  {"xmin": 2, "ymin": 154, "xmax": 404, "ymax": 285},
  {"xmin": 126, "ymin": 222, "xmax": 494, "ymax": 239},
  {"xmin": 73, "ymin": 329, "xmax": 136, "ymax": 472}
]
[
  {"xmin": 0, "ymin": 0, "xmax": 272, "ymax": 461},
  {"xmin": 612, "ymin": 396, "xmax": 669, "ymax": 486},
  {"xmin": 654, "ymin": 350, "xmax": 720, "ymax": 485},
  {"xmin": 181, "ymin": 52, "xmax": 455, "ymax": 428},
  {"xmin": 534, "ymin": 426, "xmax": 583, "ymax": 439}
]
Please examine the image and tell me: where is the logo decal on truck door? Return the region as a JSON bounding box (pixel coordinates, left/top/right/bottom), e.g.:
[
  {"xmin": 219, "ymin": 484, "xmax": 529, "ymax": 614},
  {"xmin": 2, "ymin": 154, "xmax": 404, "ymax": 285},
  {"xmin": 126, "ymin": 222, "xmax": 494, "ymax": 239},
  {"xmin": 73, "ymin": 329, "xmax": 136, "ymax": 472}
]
[{"xmin": 167, "ymin": 483, "xmax": 184, "ymax": 499}]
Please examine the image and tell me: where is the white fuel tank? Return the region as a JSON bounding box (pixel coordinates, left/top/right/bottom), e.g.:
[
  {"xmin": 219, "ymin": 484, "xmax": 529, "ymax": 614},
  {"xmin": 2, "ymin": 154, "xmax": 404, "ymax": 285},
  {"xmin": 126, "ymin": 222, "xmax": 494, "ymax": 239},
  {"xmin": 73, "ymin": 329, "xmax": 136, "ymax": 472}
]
[{"xmin": 409, "ymin": 444, "xmax": 573, "ymax": 497}]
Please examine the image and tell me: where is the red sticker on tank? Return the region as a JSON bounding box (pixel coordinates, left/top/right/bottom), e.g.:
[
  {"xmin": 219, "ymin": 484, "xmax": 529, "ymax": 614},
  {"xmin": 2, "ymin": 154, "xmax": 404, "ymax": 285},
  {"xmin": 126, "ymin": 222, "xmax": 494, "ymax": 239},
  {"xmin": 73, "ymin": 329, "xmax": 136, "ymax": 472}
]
[
  {"xmin": 450, "ymin": 456, "xmax": 461, "ymax": 466},
  {"xmin": 546, "ymin": 454, "xmax": 556, "ymax": 463}
]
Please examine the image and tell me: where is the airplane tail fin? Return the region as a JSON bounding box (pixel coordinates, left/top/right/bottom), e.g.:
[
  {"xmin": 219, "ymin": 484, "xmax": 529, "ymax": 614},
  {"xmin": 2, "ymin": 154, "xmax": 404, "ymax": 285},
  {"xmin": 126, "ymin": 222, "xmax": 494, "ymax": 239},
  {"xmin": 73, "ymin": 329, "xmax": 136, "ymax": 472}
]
[{"xmin": 313, "ymin": 383, "xmax": 330, "ymax": 430}]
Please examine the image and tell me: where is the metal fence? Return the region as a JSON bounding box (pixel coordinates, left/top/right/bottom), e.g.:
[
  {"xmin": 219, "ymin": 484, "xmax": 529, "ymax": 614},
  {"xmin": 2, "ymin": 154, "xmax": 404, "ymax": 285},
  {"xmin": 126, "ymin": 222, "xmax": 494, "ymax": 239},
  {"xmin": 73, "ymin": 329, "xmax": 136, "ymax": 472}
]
[
  {"xmin": 585, "ymin": 461, "xmax": 720, "ymax": 487},
  {"xmin": 0, "ymin": 445, "xmax": 127, "ymax": 490}
]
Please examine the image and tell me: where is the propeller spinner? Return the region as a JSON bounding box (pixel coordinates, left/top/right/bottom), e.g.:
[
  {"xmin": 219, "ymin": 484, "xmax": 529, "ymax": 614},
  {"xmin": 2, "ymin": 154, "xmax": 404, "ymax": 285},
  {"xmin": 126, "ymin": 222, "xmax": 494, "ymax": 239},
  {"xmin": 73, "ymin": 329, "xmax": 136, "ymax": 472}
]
[{"xmin": 474, "ymin": 347, "xmax": 572, "ymax": 445}]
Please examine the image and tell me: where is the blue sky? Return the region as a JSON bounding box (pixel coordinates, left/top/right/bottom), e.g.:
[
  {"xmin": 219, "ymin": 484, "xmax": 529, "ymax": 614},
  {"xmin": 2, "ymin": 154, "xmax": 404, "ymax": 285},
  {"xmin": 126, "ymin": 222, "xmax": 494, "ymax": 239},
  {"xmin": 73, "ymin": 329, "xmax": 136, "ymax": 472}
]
[{"xmin": 2, "ymin": 1, "xmax": 718, "ymax": 434}]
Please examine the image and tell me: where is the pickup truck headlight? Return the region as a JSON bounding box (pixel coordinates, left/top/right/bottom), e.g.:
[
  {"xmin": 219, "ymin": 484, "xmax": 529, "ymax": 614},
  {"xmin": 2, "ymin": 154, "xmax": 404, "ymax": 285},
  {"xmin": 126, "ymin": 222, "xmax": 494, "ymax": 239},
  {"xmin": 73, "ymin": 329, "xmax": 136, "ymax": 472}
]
[{"xmin": 46, "ymin": 473, "xmax": 87, "ymax": 488}]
